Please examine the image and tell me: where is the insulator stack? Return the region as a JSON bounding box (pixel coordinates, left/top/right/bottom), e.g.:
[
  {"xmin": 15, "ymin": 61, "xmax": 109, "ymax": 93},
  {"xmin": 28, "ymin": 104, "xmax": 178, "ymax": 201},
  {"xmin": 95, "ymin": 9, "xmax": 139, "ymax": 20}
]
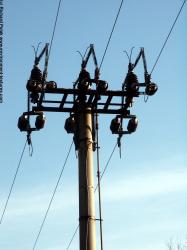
[
  {"xmin": 125, "ymin": 71, "xmax": 139, "ymax": 93},
  {"xmin": 78, "ymin": 69, "xmax": 91, "ymax": 90},
  {"xmin": 127, "ymin": 117, "xmax": 138, "ymax": 133},
  {"xmin": 64, "ymin": 116, "xmax": 75, "ymax": 133},
  {"xmin": 35, "ymin": 113, "xmax": 46, "ymax": 130},
  {"xmin": 18, "ymin": 115, "xmax": 29, "ymax": 131},
  {"xmin": 31, "ymin": 66, "xmax": 43, "ymax": 81},
  {"xmin": 110, "ymin": 116, "xmax": 121, "ymax": 134},
  {"xmin": 26, "ymin": 66, "xmax": 43, "ymax": 102},
  {"xmin": 145, "ymin": 82, "xmax": 158, "ymax": 96}
]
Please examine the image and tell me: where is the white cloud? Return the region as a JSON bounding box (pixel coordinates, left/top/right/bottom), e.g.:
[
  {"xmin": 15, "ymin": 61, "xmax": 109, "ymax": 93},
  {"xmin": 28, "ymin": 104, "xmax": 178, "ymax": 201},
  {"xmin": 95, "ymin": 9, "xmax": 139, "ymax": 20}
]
[
  {"xmin": 2, "ymin": 163, "xmax": 187, "ymax": 220},
  {"xmin": 1, "ymin": 185, "xmax": 78, "ymax": 219},
  {"xmin": 103, "ymin": 168, "xmax": 187, "ymax": 202}
]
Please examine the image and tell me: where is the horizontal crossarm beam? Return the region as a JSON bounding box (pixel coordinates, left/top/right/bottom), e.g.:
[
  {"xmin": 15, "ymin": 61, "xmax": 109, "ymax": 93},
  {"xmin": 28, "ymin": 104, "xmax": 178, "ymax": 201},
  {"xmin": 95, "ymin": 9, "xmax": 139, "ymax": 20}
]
[{"xmin": 31, "ymin": 87, "xmax": 146, "ymax": 114}]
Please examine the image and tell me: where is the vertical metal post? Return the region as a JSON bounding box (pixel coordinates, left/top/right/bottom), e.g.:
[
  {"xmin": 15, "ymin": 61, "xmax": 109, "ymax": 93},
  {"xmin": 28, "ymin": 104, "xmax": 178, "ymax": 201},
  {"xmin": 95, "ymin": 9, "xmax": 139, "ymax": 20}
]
[{"xmin": 77, "ymin": 105, "xmax": 96, "ymax": 250}]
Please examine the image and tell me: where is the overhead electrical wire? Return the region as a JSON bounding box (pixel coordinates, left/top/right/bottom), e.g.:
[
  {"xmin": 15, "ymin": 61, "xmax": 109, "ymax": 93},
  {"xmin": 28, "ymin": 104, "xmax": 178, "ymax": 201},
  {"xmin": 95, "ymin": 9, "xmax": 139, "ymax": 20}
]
[
  {"xmin": 66, "ymin": 142, "xmax": 118, "ymax": 250},
  {"xmin": 1, "ymin": 0, "xmax": 63, "ymax": 230},
  {"xmin": 99, "ymin": 0, "xmax": 125, "ymax": 69},
  {"xmin": 0, "ymin": 139, "xmax": 27, "ymax": 225},
  {"xmin": 48, "ymin": 0, "xmax": 64, "ymax": 60},
  {"xmin": 32, "ymin": 140, "xmax": 73, "ymax": 250},
  {"xmin": 1, "ymin": 0, "xmax": 65, "ymax": 225},
  {"xmin": 66, "ymin": 224, "xmax": 79, "ymax": 250},
  {"xmin": 95, "ymin": 112, "xmax": 104, "ymax": 250},
  {"xmin": 85, "ymin": 146, "xmax": 90, "ymax": 250},
  {"xmin": 95, "ymin": 142, "xmax": 118, "ymax": 192},
  {"xmin": 151, "ymin": 0, "xmax": 186, "ymax": 74},
  {"xmin": 30, "ymin": 0, "xmax": 66, "ymax": 248}
]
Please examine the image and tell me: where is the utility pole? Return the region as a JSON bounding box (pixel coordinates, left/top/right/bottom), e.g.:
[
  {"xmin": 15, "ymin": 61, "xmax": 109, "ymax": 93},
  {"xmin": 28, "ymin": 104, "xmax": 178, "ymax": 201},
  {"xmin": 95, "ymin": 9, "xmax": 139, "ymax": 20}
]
[
  {"xmin": 77, "ymin": 105, "xmax": 96, "ymax": 250},
  {"xmin": 18, "ymin": 44, "xmax": 157, "ymax": 250}
]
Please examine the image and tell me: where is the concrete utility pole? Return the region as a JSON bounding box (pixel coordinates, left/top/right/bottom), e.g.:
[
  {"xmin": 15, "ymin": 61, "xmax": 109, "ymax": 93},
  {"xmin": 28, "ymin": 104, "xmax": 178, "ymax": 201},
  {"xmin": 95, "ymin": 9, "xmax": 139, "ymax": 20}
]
[
  {"xmin": 18, "ymin": 44, "xmax": 157, "ymax": 250},
  {"xmin": 77, "ymin": 105, "xmax": 96, "ymax": 250}
]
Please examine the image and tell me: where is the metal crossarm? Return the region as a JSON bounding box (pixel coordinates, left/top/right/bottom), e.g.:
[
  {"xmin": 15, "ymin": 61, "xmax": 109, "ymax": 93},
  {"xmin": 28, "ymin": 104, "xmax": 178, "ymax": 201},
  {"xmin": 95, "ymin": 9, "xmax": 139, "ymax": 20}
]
[
  {"xmin": 103, "ymin": 96, "xmax": 113, "ymax": 110},
  {"xmin": 31, "ymin": 87, "xmax": 140, "ymax": 114}
]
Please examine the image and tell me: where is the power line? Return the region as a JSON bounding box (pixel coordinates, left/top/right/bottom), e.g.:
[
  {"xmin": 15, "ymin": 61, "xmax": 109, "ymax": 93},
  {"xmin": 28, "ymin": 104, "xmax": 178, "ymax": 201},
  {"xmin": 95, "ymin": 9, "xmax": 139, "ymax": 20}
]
[
  {"xmin": 99, "ymin": 0, "xmax": 125, "ymax": 69},
  {"xmin": 95, "ymin": 142, "xmax": 118, "ymax": 191},
  {"xmin": 66, "ymin": 142, "xmax": 118, "ymax": 250},
  {"xmin": 31, "ymin": 1, "xmax": 66, "ymax": 243},
  {"xmin": 66, "ymin": 224, "xmax": 79, "ymax": 250},
  {"xmin": 48, "ymin": 0, "xmax": 64, "ymax": 60},
  {"xmin": 95, "ymin": 112, "xmax": 103, "ymax": 250},
  {"xmin": 32, "ymin": 140, "xmax": 73, "ymax": 250},
  {"xmin": 0, "ymin": 139, "xmax": 27, "ymax": 225},
  {"xmin": 151, "ymin": 0, "xmax": 186, "ymax": 74}
]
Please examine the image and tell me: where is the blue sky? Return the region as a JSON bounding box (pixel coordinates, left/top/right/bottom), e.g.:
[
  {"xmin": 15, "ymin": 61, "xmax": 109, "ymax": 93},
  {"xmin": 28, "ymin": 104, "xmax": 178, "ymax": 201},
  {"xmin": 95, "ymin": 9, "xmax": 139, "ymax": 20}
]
[{"xmin": 1, "ymin": 0, "xmax": 187, "ymax": 249}]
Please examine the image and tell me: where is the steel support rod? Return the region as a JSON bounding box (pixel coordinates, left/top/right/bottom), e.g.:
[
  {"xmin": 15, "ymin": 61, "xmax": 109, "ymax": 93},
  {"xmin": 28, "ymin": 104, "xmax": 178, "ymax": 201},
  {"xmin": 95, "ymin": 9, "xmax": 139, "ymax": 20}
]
[{"xmin": 76, "ymin": 105, "xmax": 96, "ymax": 250}]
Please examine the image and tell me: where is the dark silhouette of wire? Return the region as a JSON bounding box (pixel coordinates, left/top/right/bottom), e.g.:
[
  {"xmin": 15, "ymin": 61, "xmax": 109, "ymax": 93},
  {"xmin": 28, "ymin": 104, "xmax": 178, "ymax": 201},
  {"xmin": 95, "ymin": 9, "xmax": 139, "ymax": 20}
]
[
  {"xmin": 48, "ymin": 0, "xmax": 64, "ymax": 60},
  {"xmin": 32, "ymin": 140, "xmax": 73, "ymax": 250},
  {"xmin": 95, "ymin": 112, "xmax": 103, "ymax": 250},
  {"xmin": 66, "ymin": 142, "xmax": 118, "ymax": 250},
  {"xmin": 95, "ymin": 142, "xmax": 118, "ymax": 192},
  {"xmin": 0, "ymin": 139, "xmax": 27, "ymax": 225},
  {"xmin": 151, "ymin": 0, "xmax": 186, "ymax": 74},
  {"xmin": 66, "ymin": 224, "xmax": 79, "ymax": 250},
  {"xmin": 99, "ymin": 0, "xmax": 125, "ymax": 69}
]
